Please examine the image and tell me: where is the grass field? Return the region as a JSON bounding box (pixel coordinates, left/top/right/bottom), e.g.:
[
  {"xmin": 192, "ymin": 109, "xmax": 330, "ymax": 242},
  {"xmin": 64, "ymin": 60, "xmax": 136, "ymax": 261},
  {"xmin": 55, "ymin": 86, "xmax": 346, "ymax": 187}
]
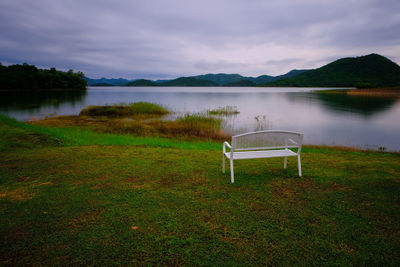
[{"xmin": 1, "ymin": 114, "xmax": 399, "ymax": 266}]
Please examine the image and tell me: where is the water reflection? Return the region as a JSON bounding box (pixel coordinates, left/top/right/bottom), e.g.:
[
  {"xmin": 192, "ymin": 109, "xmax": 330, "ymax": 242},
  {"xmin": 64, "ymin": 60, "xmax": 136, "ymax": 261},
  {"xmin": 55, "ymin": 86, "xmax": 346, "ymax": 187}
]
[
  {"xmin": 253, "ymin": 115, "xmax": 273, "ymax": 131},
  {"xmin": 0, "ymin": 90, "xmax": 87, "ymax": 110},
  {"xmin": 285, "ymin": 92, "xmax": 398, "ymax": 117},
  {"xmin": 0, "ymin": 90, "xmax": 87, "ymax": 119}
]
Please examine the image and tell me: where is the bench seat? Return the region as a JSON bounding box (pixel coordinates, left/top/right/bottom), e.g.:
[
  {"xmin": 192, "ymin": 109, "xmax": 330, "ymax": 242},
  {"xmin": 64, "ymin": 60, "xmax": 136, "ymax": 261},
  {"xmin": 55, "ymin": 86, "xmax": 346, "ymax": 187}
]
[{"xmin": 224, "ymin": 149, "xmax": 297, "ymax": 160}]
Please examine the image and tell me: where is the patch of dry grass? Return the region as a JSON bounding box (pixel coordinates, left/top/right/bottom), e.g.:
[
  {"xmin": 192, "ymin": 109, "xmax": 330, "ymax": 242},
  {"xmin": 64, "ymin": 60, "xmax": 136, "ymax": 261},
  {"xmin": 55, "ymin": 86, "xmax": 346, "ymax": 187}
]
[
  {"xmin": 32, "ymin": 110, "xmax": 230, "ymax": 141},
  {"xmin": 79, "ymin": 102, "xmax": 169, "ymax": 117},
  {"xmin": 347, "ymin": 87, "xmax": 400, "ymax": 97}
]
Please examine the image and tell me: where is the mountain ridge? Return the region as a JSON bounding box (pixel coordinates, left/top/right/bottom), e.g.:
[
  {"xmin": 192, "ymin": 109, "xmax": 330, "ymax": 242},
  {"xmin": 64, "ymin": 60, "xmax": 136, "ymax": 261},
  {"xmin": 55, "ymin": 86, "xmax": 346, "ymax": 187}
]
[
  {"xmin": 85, "ymin": 70, "xmax": 308, "ymax": 86},
  {"xmin": 260, "ymin": 54, "xmax": 400, "ymax": 88},
  {"xmin": 85, "ymin": 54, "xmax": 400, "ymax": 88}
]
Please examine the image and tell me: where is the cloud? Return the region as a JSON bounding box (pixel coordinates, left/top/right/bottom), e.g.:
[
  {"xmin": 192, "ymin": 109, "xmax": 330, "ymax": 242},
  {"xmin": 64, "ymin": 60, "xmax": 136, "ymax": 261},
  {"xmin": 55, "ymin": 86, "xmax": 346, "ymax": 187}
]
[{"xmin": 0, "ymin": 0, "xmax": 399, "ymax": 78}]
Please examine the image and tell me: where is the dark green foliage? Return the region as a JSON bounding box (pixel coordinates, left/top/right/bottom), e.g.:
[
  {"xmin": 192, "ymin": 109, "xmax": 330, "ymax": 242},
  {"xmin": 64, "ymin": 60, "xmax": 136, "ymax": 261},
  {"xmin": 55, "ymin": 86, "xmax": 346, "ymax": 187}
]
[
  {"xmin": 193, "ymin": 72, "xmax": 307, "ymax": 85},
  {"xmin": 224, "ymin": 79, "xmax": 256, "ymax": 86},
  {"xmin": 125, "ymin": 79, "xmax": 157, "ymax": 86},
  {"xmin": 91, "ymin": 83, "xmax": 114, "ymax": 86},
  {"xmin": 0, "ymin": 63, "xmax": 86, "ymax": 91},
  {"xmin": 273, "ymin": 69, "xmax": 309, "ymax": 80},
  {"xmin": 160, "ymin": 77, "xmax": 219, "ymax": 86},
  {"xmin": 85, "ymin": 77, "xmax": 129, "ymax": 86},
  {"xmin": 194, "ymin": 73, "xmax": 250, "ymax": 85},
  {"xmin": 261, "ymin": 54, "xmax": 400, "ymax": 88},
  {"xmin": 192, "ymin": 71, "xmax": 309, "ymax": 85}
]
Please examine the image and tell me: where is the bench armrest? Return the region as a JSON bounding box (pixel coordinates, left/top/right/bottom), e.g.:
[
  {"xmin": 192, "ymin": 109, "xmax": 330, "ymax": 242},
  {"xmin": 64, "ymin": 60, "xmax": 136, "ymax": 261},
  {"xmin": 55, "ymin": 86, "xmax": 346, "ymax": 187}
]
[{"xmin": 223, "ymin": 141, "xmax": 231, "ymax": 153}]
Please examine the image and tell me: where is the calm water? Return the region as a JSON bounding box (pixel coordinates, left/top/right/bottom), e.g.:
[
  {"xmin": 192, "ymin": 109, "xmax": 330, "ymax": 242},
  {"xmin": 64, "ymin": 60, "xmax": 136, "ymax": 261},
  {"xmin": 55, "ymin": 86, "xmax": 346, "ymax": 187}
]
[{"xmin": 1, "ymin": 86, "xmax": 400, "ymax": 151}]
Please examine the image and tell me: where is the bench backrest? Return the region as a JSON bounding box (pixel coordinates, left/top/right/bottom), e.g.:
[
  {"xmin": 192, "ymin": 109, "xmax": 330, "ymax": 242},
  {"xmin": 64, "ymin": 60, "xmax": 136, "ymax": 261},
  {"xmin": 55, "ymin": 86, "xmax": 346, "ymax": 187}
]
[{"xmin": 232, "ymin": 130, "xmax": 303, "ymax": 151}]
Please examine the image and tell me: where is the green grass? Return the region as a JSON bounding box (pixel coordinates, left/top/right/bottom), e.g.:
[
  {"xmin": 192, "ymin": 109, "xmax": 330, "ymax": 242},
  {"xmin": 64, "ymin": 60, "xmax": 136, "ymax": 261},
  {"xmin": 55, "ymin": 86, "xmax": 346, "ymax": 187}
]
[
  {"xmin": 0, "ymin": 115, "xmax": 219, "ymax": 150},
  {"xmin": 0, "ymin": 115, "xmax": 399, "ymax": 266},
  {"xmin": 207, "ymin": 106, "xmax": 240, "ymax": 116},
  {"xmin": 79, "ymin": 102, "xmax": 169, "ymax": 117}
]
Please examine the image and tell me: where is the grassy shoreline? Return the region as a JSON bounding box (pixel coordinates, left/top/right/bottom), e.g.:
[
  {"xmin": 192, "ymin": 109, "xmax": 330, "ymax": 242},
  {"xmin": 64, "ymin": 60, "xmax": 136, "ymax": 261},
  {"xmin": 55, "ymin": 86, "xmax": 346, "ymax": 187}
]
[
  {"xmin": 1, "ymin": 115, "xmax": 399, "ymax": 265},
  {"xmin": 315, "ymin": 87, "xmax": 400, "ymax": 97}
]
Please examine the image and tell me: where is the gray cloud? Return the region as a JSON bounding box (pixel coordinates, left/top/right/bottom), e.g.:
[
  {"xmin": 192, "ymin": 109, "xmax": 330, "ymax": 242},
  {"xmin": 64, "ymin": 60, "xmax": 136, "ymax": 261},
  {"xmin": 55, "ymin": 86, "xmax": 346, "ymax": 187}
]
[{"xmin": 0, "ymin": 0, "xmax": 399, "ymax": 78}]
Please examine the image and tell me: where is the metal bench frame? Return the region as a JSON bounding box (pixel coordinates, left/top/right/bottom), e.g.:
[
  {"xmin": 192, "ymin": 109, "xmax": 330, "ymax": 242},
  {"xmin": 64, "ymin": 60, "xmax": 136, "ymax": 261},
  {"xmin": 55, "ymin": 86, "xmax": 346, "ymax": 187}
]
[{"xmin": 223, "ymin": 130, "xmax": 303, "ymax": 183}]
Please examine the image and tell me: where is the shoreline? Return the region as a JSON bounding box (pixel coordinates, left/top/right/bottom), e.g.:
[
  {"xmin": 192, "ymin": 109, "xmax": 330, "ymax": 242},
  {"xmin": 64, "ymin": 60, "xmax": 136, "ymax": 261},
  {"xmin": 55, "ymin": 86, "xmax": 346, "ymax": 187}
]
[
  {"xmin": 0, "ymin": 88, "xmax": 87, "ymax": 92},
  {"xmin": 347, "ymin": 87, "xmax": 400, "ymax": 97},
  {"xmin": 315, "ymin": 87, "xmax": 400, "ymax": 97}
]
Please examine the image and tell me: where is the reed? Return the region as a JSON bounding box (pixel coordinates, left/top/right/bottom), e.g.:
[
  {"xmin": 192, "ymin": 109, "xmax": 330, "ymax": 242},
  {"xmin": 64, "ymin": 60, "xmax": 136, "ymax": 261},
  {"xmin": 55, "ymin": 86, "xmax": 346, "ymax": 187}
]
[{"xmin": 207, "ymin": 105, "xmax": 240, "ymax": 116}]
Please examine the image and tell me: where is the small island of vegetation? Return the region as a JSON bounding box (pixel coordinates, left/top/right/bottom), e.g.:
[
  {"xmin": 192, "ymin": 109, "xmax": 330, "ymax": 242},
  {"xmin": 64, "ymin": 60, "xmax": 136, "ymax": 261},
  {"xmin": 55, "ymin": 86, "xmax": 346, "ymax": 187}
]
[{"xmin": 0, "ymin": 62, "xmax": 87, "ymax": 91}]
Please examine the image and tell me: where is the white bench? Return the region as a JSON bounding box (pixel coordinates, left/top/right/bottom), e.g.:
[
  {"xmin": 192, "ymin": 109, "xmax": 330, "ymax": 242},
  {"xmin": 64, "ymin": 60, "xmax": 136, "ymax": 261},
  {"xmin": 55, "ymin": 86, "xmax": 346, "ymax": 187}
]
[{"xmin": 223, "ymin": 130, "xmax": 303, "ymax": 183}]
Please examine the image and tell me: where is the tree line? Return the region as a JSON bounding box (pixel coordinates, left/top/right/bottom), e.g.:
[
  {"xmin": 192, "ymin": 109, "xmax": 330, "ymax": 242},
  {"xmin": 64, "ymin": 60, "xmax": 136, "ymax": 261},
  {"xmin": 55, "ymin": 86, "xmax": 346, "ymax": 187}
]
[{"xmin": 0, "ymin": 63, "xmax": 87, "ymax": 91}]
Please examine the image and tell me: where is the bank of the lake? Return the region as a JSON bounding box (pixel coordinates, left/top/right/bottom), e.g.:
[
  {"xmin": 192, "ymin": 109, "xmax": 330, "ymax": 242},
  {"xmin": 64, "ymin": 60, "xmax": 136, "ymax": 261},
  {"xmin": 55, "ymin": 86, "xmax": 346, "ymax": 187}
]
[
  {"xmin": 1, "ymin": 115, "xmax": 399, "ymax": 265},
  {"xmin": 315, "ymin": 87, "xmax": 400, "ymax": 97},
  {"xmin": 2, "ymin": 86, "xmax": 400, "ymax": 151}
]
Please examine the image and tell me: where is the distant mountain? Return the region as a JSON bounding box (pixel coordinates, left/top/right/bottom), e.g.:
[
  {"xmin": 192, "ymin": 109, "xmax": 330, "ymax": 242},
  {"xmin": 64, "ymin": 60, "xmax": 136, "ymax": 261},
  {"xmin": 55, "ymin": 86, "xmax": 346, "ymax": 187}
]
[
  {"xmin": 251, "ymin": 75, "xmax": 275, "ymax": 84},
  {"xmin": 191, "ymin": 71, "xmax": 307, "ymax": 86},
  {"xmin": 260, "ymin": 54, "xmax": 400, "ymax": 88},
  {"xmin": 86, "ymin": 70, "xmax": 307, "ymax": 87},
  {"xmin": 225, "ymin": 80, "xmax": 256, "ymax": 87},
  {"xmin": 193, "ymin": 73, "xmax": 250, "ymax": 85},
  {"xmin": 85, "ymin": 54, "xmax": 400, "ymax": 88},
  {"xmin": 274, "ymin": 69, "xmax": 309, "ymax": 80},
  {"xmin": 91, "ymin": 82, "xmax": 115, "ymax": 86},
  {"xmin": 85, "ymin": 77, "xmax": 131, "ymax": 86},
  {"xmin": 125, "ymin": 79, "xmax": 157, "ymax": 86},
  {"xmin": 160, "ymin": 77, "xmax": 219, "ymax": 86}
]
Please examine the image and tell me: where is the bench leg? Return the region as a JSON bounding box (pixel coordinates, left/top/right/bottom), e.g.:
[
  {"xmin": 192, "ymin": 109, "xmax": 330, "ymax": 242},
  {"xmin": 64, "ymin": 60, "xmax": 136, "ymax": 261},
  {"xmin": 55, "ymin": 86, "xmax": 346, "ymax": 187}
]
[
  {"xmin": 298, "ymin": 154, "xmax": 302, "ymax": 177},
  {"xmin": 230, "ymin": 159, "xmax": 234, "ymax": 183},
  {"xmin": 222, "ymin": 153, "xmax": 225, "ymax": 173},
  {"xmin": 284, "ymin": 157, "xmax": 287, "ymax": 169}
]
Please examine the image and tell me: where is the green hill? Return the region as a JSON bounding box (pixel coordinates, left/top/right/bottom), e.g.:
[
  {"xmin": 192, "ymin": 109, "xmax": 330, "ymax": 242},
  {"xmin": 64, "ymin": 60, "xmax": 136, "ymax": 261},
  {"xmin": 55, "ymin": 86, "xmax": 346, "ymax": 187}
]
[
  {"xmin": 260, "ymin": 54, "xmax": 400, "ymax": 88},
  {"xmin": 160, "ymin": 77, "xmax": 219, "ymax": 86},
  {"xmin": 85, "ymin": 77, "xmax": 129, "ymax": 86},
  {"xmin": 91, "ymin": 82, "xmax": 114, "ymax": 86},
  {"xmin": 194, "ymin": 73, "xmax": 246, "ymax": 85},
  {"xmin": 193, "ymin": 71, "xmax": 307, "ymax": 86},
  {"xmin": 125, "ymin": 79, "xmax": 157, "ymax": 86},
  {"xmin": 224, "ymin": 80, "xmax": 256, "ymax": 87}
]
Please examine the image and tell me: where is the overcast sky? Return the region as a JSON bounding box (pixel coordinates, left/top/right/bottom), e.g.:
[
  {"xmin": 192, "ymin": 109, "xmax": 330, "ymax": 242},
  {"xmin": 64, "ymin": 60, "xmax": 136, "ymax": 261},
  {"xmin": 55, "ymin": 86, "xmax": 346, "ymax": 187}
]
[{"xmin": 0, "ymin": 0, "xmax": 399, "ymax": 79}]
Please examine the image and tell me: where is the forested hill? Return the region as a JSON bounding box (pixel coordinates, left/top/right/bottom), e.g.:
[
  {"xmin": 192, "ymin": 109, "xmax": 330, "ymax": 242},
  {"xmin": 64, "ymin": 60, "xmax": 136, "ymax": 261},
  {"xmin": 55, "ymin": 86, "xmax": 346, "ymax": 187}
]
[
  {"xmin": 0, "ymin": 63, "xmax": 87, "ymax": 91},
  {"xmin": 260, "ymin": 54, "xmax": 400, "ymax": 88},
  {"xmin": 193, "ymin": 70, "xmax": 308, "ymax": 85},
  {"xmin": 86, "ymin": 70, "xmax": 308, "ymax": 87},
  {"xmin": 160, "ymin": 77, "xmax": 219, "ymax": 86}
]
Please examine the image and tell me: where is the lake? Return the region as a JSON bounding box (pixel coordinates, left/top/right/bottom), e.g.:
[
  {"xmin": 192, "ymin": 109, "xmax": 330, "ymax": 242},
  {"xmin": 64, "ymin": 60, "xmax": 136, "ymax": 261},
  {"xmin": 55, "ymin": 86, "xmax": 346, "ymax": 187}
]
[{"xmin": 1, "ymin": 86, "xmax": 400, "ymax": 151}]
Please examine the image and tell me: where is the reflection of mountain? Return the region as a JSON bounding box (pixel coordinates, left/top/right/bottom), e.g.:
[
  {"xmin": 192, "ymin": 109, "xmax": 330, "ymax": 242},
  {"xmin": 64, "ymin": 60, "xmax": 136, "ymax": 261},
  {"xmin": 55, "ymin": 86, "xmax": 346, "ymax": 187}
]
[
  {"xmin": 285, "ymin": 92, "xmax": 398, "ymax": 117},
  {"xmin": 0, "ymin": 90, "xmax": 87, "ymax": 111}
]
